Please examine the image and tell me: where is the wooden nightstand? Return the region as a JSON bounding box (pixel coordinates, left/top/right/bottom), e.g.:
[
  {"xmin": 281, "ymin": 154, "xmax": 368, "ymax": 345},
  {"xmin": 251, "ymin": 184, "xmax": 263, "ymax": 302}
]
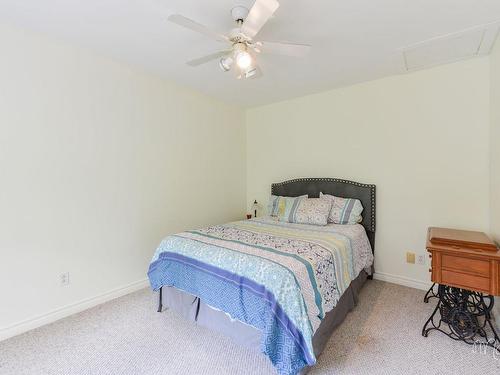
[{"xmin": 422, "ymin": 227, "xmax": 500, "ymax": 352}]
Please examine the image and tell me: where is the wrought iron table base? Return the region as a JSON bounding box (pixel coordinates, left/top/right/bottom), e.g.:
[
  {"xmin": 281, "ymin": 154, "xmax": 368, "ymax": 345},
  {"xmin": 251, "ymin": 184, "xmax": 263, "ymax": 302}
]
[
  {"xmin": 423, "ymin": 283, "xmax": 438, "ymax": 303},
  {"xmin": 422, "ymin": 284, "xmax": 500, "ymax": 352}
]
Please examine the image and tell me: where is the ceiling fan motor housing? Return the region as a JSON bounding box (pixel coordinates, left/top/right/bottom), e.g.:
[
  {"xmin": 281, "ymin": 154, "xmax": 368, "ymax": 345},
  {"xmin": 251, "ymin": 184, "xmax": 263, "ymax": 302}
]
[
  {"xmin": 229, "ymin": 29, "xmax": 250, "ymax": 44},
  {"xmin": 234, "ymin": 42, "xmax": 247, "ymax": 52}
]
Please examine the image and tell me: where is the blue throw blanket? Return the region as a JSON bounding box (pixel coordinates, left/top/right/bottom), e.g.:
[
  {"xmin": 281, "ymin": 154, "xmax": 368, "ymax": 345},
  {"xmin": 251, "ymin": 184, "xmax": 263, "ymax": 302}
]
[{"xmin": 148, "ymin": 217, "xmax": 373, "ymax": 375}]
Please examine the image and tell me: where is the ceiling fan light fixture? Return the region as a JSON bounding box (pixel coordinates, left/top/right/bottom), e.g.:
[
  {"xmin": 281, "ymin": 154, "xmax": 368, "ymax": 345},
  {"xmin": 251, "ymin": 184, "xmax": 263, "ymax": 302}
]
[
  {"xmin": 169, "ymin": 0, "xmax": 311, "ymax": 80},
  {"xmin": 244, "ymin": 67, "xmax": 257, "ymax": 79},
  {"xmin": 219, "ymin": 56, "xmax": 233, "ymax": 72},
  {"xmin": 236, "ymin": 50, "xmax": 252, "ymax": 70}
]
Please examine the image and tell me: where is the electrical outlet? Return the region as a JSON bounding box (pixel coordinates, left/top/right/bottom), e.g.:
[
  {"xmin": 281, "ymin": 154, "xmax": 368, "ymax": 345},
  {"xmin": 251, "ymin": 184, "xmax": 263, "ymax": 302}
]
[
  {"xmin": 417, "ymin": 254, "xmax": 426, "ymax": 266},
  {"xmin": 406, "ymin": 252, "xmax": 415, "ymax": 264},
  {"xmin": 60, "ymin": 272, "xmax": 70, "ymax": 286}
]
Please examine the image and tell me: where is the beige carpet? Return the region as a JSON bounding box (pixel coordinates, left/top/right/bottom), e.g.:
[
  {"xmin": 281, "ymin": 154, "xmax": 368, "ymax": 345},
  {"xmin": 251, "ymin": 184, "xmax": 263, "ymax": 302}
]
[{"xmin": 1, "ymin": 280, "xmax": 499, "ymax": 375}]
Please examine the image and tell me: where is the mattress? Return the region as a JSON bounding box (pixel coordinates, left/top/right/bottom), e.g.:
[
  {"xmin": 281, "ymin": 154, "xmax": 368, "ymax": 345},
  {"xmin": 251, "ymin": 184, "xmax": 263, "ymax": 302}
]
[{"xmin": 148, "ymin": 217, "xmax": 373, "ymax": 375}]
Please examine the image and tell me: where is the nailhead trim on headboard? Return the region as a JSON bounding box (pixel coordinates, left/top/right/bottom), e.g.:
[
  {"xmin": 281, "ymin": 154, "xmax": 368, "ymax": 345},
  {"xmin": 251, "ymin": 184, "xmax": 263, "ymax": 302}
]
[{"xmin": 271, "ymin": 178, "xmax": 376, "ymax": 232}]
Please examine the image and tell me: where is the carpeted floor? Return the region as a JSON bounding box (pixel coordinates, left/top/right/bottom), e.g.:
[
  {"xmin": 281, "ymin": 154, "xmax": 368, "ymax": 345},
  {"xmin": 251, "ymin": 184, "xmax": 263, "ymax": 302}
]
[{"xmin": 1, "ymin": 280, "xmax": 499, "ymax": 375}]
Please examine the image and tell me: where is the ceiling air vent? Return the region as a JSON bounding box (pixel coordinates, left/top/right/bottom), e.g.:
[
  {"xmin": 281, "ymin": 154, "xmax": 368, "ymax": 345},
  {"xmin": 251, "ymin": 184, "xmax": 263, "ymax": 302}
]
[{"xmin": 401, "ymin": 21, "xmax": 500, "ymax": 72}]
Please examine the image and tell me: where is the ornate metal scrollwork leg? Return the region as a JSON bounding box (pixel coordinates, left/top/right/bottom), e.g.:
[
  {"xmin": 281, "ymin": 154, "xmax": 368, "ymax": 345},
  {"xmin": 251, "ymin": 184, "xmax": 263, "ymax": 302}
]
[
  {"xmin": 422, "ymin": 299, "xmax": 442, "ymax": 337},
  {"xmin": 424, "ymin": 283, "xmax": 438, "ymax": 303},
  {"xmin": 422, "ymin": 284, "xmax": 500, "ymax": 352}
]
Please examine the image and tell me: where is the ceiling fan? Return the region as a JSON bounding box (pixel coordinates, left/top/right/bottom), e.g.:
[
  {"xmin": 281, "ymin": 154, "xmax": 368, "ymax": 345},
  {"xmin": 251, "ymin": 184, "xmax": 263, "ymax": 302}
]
[{"xmin": 168, "ymin": 0, "xmax": 312, "ymax": 79}]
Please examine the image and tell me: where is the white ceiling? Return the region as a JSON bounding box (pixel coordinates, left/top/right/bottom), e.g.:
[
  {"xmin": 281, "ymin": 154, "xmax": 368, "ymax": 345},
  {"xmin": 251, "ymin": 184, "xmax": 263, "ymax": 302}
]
[{"xmin": 1, "ymin": 0, "xmax": 500, "ymax": 107}]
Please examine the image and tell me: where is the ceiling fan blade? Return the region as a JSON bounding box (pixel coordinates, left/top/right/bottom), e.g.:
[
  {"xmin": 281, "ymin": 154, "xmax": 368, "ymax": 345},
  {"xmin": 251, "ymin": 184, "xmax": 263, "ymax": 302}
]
[
  {"xmin": 186, "ymin": 51, "xmax": 230, "ymax": 67},
  {"xmin": 168, "ymin": 14, "xmax": 228, "ymax": 43},
  {"xmin": 256, "ymin": 41, "xmax": 311, "ymax": 57},
  {"xmin": 241, "ymin": 0, "xmax": 279, "ymax": 39}
]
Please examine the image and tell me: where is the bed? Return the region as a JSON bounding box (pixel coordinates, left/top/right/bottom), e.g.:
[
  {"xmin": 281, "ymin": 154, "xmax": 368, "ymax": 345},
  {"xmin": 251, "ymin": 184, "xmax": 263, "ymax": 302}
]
[{"xmin": 148, "ymin": 178, "xmax": 376, "ymax": 375}]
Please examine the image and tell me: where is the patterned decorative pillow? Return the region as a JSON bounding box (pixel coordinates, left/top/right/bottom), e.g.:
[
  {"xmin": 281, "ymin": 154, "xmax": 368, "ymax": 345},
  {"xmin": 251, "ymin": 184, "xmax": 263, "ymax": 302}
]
[
  {"xmin": 320, "ymin": 192, "xmax": 364, "ymax": 224},
  {"xmin": 294, "ymin": 198, "xmax": 332, "ymax": 226},
  {"xmin": 268, "ymin": 195, "xmax": 307, "ymax": 222}
]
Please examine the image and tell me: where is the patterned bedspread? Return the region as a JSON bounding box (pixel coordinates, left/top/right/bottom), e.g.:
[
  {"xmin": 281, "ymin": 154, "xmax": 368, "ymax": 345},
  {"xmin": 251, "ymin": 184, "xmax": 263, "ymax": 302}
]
[{"xmin": 147, "ymin": 217, "xmax": 373, "ymax": 375}]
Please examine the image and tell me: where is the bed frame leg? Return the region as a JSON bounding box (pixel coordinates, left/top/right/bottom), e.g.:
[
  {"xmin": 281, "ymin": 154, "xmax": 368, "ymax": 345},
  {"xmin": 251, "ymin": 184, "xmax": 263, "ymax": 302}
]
[
  {"xmin": 157, "ymin": 286, "xmax": 163, "ymax": 313},
  {"xmin": 367, "ymin": 265, "xmax": 374, "ymax": 280}
]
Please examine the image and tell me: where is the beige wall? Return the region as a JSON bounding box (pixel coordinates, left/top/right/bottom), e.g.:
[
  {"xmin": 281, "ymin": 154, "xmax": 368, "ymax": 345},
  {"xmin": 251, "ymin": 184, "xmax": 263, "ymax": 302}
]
[
  {"xmin": 491, "ymin": 38, "xmax": 500, "ymax": 244},
  {"xmin": 490, "ymin": 36, "xmax": 500, "ymax": 324},
  {"xmin": 0, "ymin": 19, "xmax": 497, "ymax": 340},
  {"xmin": 0, "ymin": 24, "xmax": 246, "ymax": 338},
  {"xmin": 246, "ymin": 58, "xmax": 491, "ymax": 287}
]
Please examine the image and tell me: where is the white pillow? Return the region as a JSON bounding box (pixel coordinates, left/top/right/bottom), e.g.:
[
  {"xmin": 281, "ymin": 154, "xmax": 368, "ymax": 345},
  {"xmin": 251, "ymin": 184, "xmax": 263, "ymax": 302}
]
[
  {"xmin": 294, "ymin": 198, "xmax": 332, "ymax": 226},
  {"xmin": 320, "ymin": 192, "xmax": 363, "ymax": 224},
  {"xmin": 268, "ymin": 195, "xmax": 307, "ymax": 222}
]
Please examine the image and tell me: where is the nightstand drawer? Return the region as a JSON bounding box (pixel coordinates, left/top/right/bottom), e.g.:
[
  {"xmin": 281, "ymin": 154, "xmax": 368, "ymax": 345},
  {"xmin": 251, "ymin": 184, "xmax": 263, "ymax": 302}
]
[
  {"xmin": 441, "ymin": 254, "xmax": 490, "ymax": 277},
  {"xmin": 441, "ymin": 270, "xmax": 490, "ymax": 292}
]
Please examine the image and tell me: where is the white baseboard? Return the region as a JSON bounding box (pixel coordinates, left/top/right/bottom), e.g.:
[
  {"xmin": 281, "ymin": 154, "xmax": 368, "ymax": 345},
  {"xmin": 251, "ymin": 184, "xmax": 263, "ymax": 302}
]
[
  {"xmin": 492, "ymin": 305, "xmax": 500, "ymax": 331},
  {"xmin": 373, "ymin": 271, "xmax": 432, "ymax": 291},
  {"xmin": 1, "ymin": 273, "xmax": 494, "ymax": 339},
  {"xmin": 0, "ymin": 278, "xmax": 149, "ymax": 342}
]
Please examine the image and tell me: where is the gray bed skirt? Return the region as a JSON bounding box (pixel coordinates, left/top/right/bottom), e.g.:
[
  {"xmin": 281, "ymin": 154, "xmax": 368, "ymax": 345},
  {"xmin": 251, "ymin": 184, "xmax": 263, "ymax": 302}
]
[{"xmin": 159, "ymin": 270, "xmax": 369, "ymax": 374}]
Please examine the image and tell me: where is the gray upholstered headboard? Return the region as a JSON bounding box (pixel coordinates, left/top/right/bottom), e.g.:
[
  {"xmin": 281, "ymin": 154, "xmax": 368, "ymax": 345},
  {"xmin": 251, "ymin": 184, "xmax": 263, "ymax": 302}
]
[{"xmin": 271, "ymin": 178, "xmax": 376, "ymax": 253}]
